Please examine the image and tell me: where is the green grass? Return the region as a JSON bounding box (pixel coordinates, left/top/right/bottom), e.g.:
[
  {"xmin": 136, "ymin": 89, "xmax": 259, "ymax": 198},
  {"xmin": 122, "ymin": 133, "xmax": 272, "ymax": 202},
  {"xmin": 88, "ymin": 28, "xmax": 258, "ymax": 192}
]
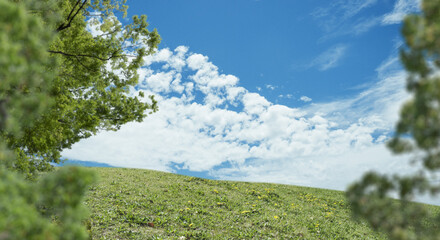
[{"xmin": 84, "ymin": 167, "xmax": 437, "ymax": 239}]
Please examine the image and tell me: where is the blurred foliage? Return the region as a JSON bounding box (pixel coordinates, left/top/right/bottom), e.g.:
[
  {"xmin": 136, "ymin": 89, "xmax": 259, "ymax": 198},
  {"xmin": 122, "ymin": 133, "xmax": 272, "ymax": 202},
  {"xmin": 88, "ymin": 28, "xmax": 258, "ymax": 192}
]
[
  {"xmin": 1, "ymin": 0, "xmax": 160, "ymax": 177},
  {"xmin": 0, "ymin": 0, "xmax": 58, "ymax": 139},
  {"xmin": 348, "ymin": 0, "xmax": 440, "ymax": 239},
  {"xmin": 0, "ymin": 166, "xmax": 96, "ymax": 240}
]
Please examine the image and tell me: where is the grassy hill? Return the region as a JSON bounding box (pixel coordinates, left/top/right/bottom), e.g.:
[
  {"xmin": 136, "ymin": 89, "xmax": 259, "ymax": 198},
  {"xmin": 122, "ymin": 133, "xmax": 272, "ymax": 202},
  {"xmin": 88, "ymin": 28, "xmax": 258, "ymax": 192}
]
[{"xmin": 84, "ymin": 167, "xmax": 438, "ymax": 239}]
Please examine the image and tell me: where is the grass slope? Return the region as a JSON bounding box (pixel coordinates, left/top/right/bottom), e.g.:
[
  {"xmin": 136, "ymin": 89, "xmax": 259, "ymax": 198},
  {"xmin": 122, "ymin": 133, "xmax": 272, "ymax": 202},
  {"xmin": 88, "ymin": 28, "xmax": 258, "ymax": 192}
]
[{"xmin": 84, "ymin": 167, "xmax": 435, "ymax": 239}]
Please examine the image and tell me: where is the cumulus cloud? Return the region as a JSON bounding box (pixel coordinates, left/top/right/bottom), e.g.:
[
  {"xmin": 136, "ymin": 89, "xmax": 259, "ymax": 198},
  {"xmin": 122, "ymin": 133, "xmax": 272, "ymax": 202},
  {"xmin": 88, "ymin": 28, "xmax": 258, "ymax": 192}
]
[
  {"xmin": 62, "ymin": 45, "xmax": 427, "ymax": 202},
  {"xmin": 300, "ymin": 96, "xmax": 312, "ymax": 102},
  {"xmin": 382, "ymin": 0, "xmax": 421, "ymax": 25}
]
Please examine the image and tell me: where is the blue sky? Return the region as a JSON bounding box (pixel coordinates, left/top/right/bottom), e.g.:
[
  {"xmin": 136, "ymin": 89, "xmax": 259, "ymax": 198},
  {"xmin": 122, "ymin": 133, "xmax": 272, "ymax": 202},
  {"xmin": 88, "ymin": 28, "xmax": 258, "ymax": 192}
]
[
  {"xmin": 126, "ymin": 0, "xmax": 400, "ymax": 105},
  {"xmin": 63, "ymin": 0, "xmax": 440, "ymax": 204}
]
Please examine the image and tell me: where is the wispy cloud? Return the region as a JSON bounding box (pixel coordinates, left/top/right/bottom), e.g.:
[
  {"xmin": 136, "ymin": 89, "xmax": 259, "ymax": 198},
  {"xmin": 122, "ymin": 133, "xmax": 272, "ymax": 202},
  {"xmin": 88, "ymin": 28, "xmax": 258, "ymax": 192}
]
[
  {"xmin": 317, "ymin": 16, "xmax": 383, "ymax": 43},
  {"xmin": 311, "ymin": 0, "xmax": 378, "ymax": 32},
  {"xmin": 311, "ymin": 0, "xmax": 418, "ymax": 41},
  {"xmin": 340, "ymin": 0, "xmax": 378, "ymax": 19},
  {"xmin": 306, "ymin": 56, "xmax": 408, "ymax": 129},
  {"xmin": 349, "ymin": 16, "xmax": 382, "ymax": 36},
  {"xmin": 306, "ymin": 45, "xmax": 348, "ymax": 71},
  {"xmin": 382, "ymin": 0, "xmax": 421, "ymax": 25}
]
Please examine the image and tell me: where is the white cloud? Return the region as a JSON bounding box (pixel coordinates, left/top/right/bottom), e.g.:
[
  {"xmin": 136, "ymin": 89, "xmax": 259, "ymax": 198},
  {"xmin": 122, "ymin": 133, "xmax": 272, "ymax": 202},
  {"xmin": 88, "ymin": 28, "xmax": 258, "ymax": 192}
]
[
  {"xmin": 265, "ymin": 84, "xmax": 276, "ymax": 90},
  {"xmin": 311, "ymin": 0, "xmax": 377, "ymax": 21},
  {"xmin": 300, "ymin": 96, "xmax": 312, "ymax": 102},
  {"xmin": 218, "ymin": 144, "xmax": 413, "ymax": 191},
  {"xmin": 242, "ymin": 92, "xmax": 270, "ymax": 115},
  {"xmin": 226, "ymin": 86, "xmax": 246, "ymax": 103},
  {"xmin": 187, "ymin": 54, "xmax": 208, "ymax": 70},
  {"xmin": 307, "ymin": 45, "xmax": 348, "ymax": 71},
  {"xmin": 279, "ymin": 94, "xmax": 293, "ymax": 99},
  {"xmin": 311, "ymin": 0, "xmax": 418, "ymax": 40},
  {"xmin": 314, "ymin": 0, "xmax": 420, "ymax": 41},
  {"xmin": 352, "ymin": 17, "xmax": 382, "ymax": 35},
  {"xmin": 382, "ymin": 0, "xmax": 421, "ymax": 25},
  {"xmin": 341, "ymin": 0, "xmax": 378, "ymax": 19},
  {"xmin": 305, "ymin": 58, "xmax": 408, "ymax": 130},
  {"xmin": 142, "ymin": 46, "xmax": 188, "ymax": 71},
  {"xmin": 317, "ymin": 16, "xmax": 383, "ymax": 42},
  {"xmin": 311, "ymin": 0, "xmax": 378, "ymax": 32},
  {"xmin": 143, "ymin": 71, "xmax": 176, "ymax": 93},
  {"xmin": 62, "ymin": 45, "xmax": 434, "ymax": 204}
]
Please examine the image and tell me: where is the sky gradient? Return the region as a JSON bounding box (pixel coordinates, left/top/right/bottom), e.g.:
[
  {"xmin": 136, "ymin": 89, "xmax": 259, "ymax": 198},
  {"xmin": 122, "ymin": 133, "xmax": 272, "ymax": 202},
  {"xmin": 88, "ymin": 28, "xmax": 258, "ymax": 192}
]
[{"xmin": 62, "ymin": 0, "xmax": 439, "ymax": 205}]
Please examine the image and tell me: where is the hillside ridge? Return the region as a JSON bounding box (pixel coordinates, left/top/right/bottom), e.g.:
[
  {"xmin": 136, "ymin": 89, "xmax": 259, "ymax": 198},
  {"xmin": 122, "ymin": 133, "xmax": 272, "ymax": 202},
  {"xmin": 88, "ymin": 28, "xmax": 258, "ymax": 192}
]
[{"xmin": 85, "ymin": 167, "xmax": 438, "ymax": 239}]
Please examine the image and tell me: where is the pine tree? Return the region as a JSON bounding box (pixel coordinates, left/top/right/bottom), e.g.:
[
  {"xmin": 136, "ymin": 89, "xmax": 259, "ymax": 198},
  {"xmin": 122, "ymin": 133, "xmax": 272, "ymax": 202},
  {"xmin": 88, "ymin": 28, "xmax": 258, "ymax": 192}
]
[{"xmin": 348, "ymin": 1, "xmax": 440, "ymax": 239}]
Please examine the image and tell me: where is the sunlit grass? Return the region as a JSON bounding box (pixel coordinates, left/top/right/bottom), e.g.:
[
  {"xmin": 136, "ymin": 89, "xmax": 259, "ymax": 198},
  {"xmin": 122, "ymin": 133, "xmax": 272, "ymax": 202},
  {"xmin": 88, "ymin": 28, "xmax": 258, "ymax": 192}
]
[{"xmin": 85, "ymin": 167, "xmax": 438, "ymax": 239}]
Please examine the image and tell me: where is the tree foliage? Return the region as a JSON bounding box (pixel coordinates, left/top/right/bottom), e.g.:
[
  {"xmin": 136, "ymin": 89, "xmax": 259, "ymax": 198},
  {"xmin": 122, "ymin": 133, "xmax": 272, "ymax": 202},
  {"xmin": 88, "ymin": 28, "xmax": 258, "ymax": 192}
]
[
  {"xmin": 347, "ymin": 0, "xmax": 440, "ymax": 239},
  {"xmin": 0, "ymin": 166, "xmax": 96, "ymax": 240},
  {"xmin": 0, "ymin": 0, "xmax": 97, "ymax": 239},
  {"xmin": 2, "ymin": 0, "xmax": 160, "ymax": 177},
  {"xmin": 0, "ymin": 0, "xmax": 57, "ymax": 139}
]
